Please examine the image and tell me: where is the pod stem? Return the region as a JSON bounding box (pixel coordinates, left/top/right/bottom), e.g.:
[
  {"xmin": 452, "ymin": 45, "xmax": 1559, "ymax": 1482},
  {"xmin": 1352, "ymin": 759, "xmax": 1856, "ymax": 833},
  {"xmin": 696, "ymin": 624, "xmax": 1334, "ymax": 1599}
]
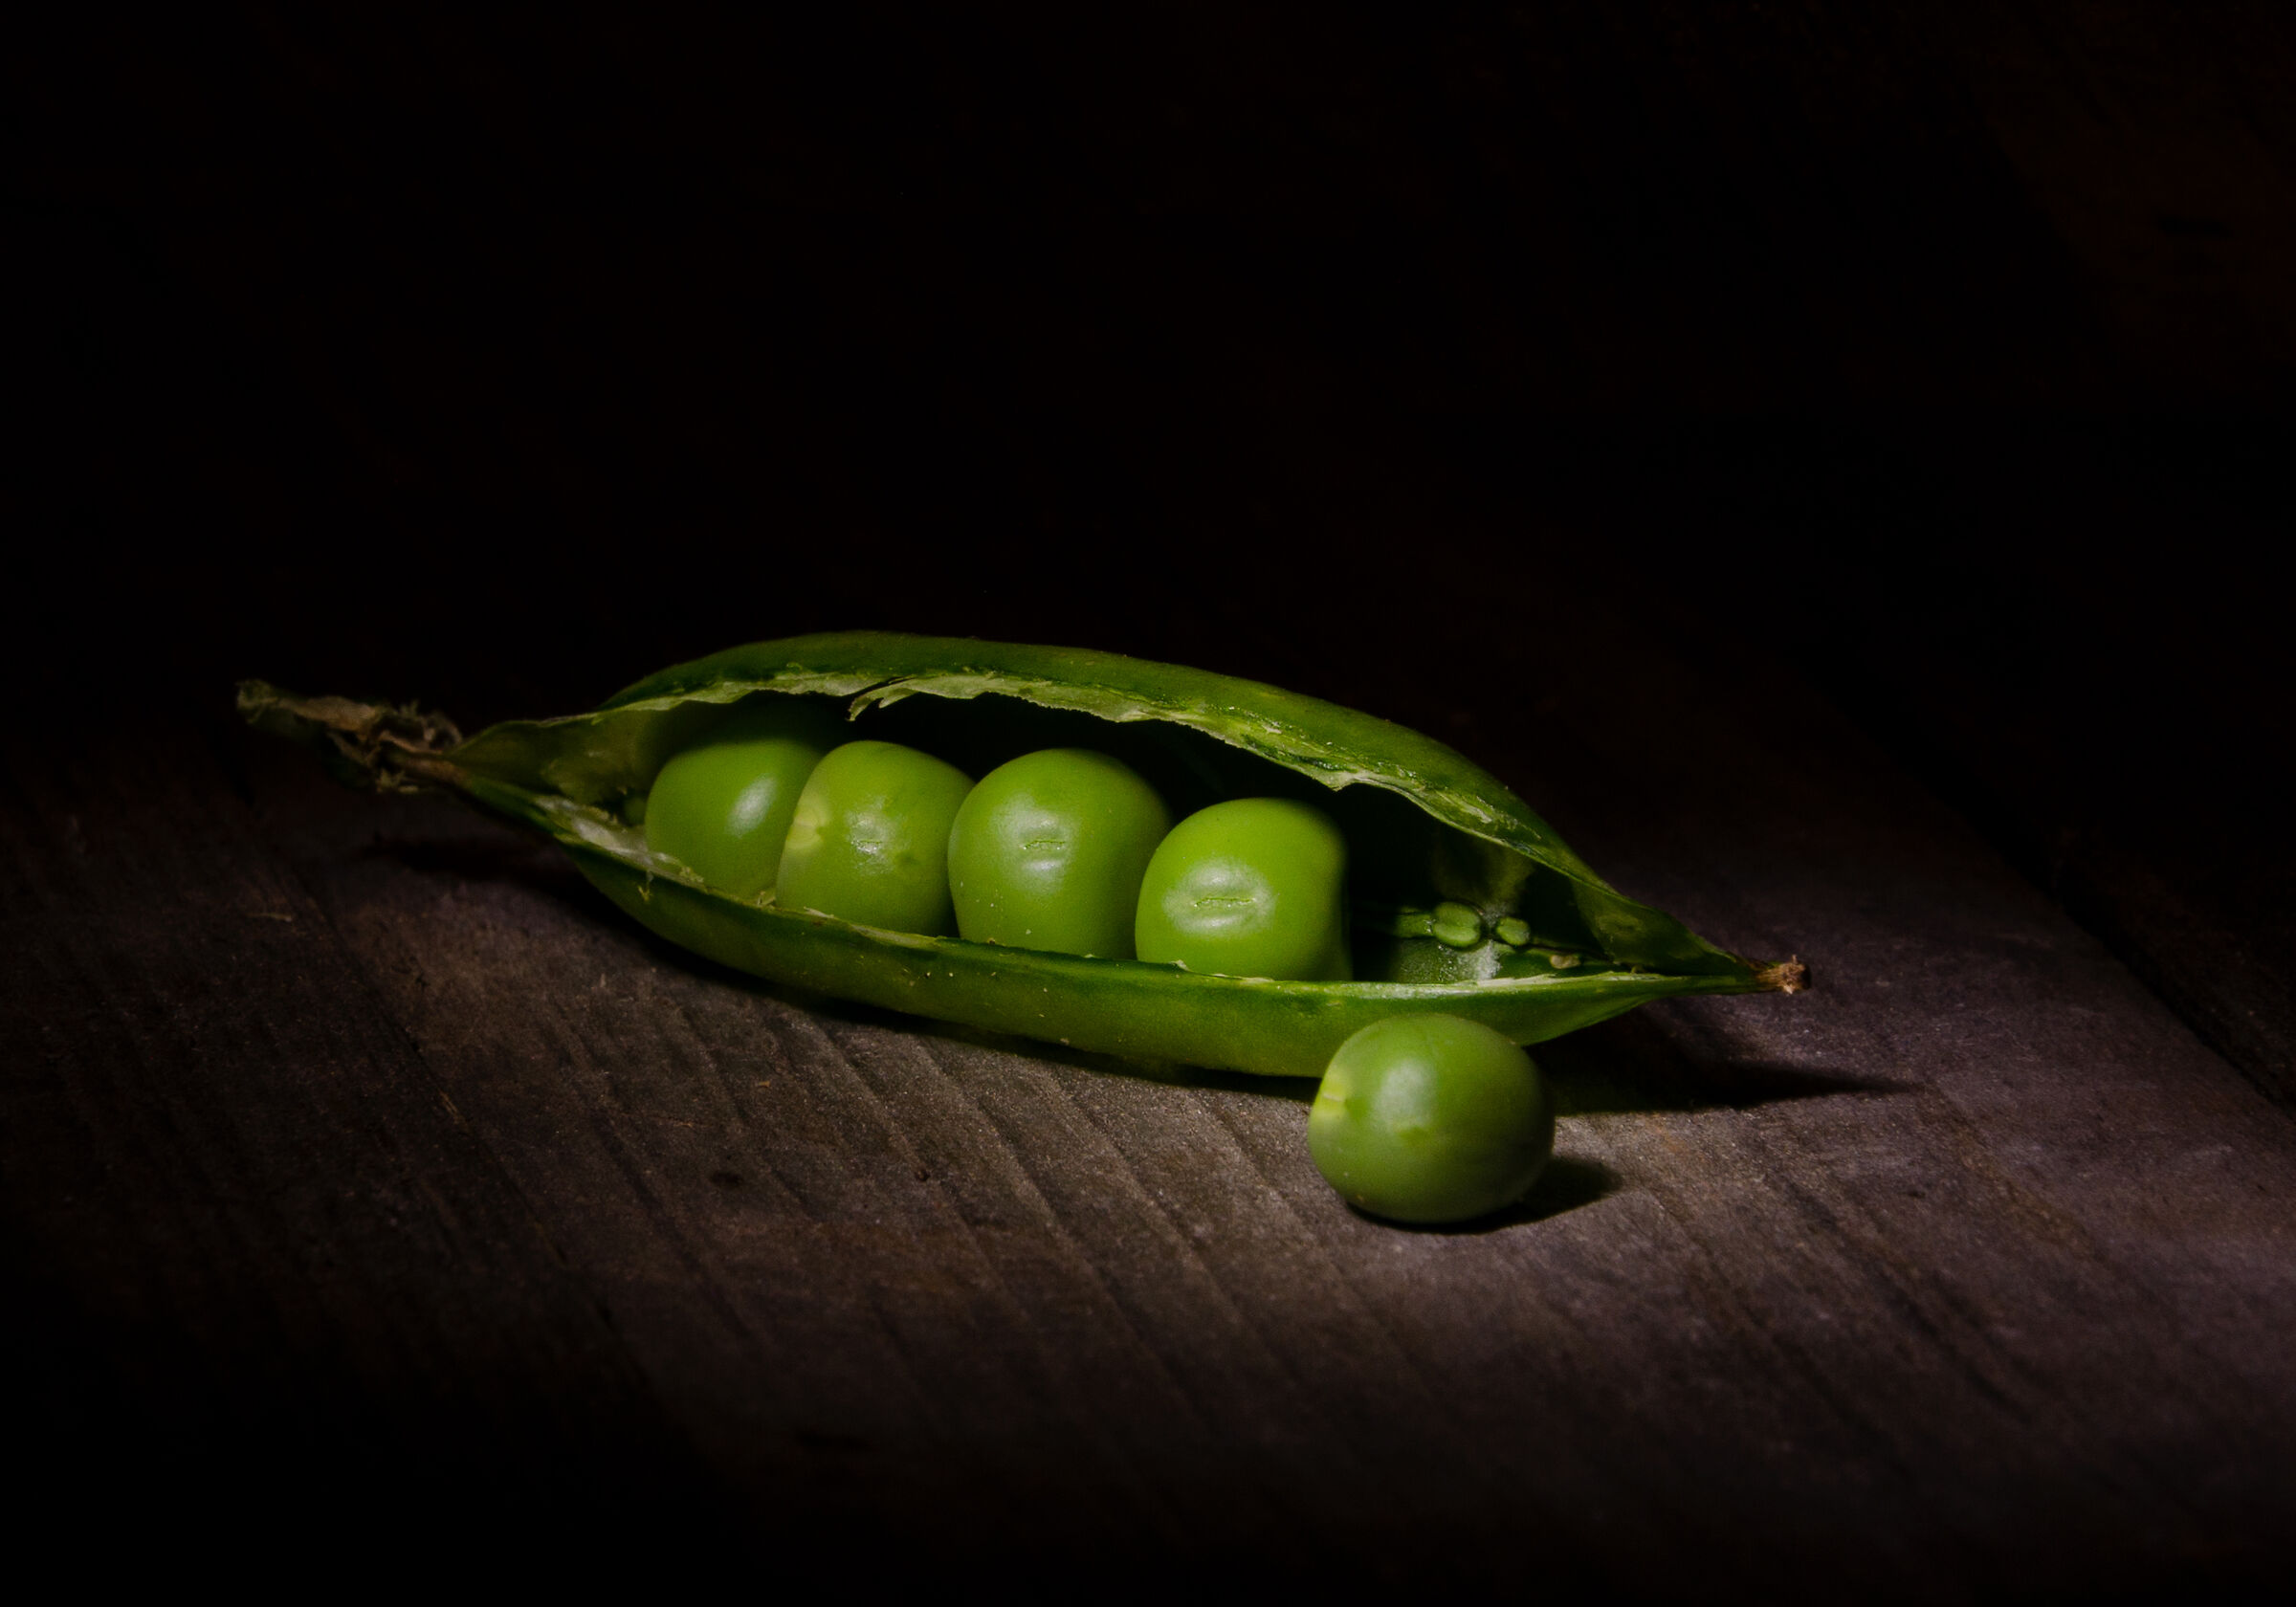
[
  {"xmin": 234, "ymin": 680, "xmax": 467, "ymax": 795},
  {"xmin": 1755, "ymin": 958, "xmax": 1810, "ymax": 994}
]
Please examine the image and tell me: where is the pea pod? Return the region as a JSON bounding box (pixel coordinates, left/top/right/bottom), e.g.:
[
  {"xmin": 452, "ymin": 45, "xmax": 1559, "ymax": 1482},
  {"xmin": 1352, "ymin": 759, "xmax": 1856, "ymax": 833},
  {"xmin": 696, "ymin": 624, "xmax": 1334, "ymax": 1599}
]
[{"xmin": 239, "ymin": 632, "xmax": 1803, "ymax": 1077}]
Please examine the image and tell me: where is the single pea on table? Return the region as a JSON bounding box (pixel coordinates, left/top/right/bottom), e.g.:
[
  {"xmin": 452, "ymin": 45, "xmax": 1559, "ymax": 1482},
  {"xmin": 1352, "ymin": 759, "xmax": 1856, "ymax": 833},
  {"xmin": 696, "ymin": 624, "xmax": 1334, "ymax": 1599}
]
[
  {"xmin": 1311, "ymin": 1016, "xmax": 1554, "ymax": 1223},
  {"xmin": 239, "ymin": 634, "xmax": 1802, "ymax": 1226}
]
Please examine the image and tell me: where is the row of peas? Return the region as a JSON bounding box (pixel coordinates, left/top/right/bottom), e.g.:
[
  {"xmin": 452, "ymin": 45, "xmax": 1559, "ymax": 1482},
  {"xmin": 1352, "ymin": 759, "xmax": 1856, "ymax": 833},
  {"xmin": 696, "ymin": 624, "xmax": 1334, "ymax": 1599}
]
[
  {"xmin": 637, "ymin": 700, "xmax": 1354, "ymax": 980},
  {"xmin": 634, "ymin": 700, "xmax": 1552, "ymax": 1224}
]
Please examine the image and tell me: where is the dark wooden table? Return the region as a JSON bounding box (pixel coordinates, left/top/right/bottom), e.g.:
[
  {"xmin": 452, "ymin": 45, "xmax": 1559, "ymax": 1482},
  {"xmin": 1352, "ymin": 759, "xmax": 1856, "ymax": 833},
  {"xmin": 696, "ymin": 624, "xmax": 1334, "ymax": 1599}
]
[{"xmin": 7, "ymin": 4, "xmax": 2293, "ymax": 1593}]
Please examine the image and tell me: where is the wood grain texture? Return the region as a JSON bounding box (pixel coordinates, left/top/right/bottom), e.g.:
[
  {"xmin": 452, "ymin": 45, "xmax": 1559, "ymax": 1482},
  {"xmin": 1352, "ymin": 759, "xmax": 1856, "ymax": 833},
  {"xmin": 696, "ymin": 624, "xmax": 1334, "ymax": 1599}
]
[{"xmin": 0, "ymin": 722, "xmax": 734, "ymax": 1547}]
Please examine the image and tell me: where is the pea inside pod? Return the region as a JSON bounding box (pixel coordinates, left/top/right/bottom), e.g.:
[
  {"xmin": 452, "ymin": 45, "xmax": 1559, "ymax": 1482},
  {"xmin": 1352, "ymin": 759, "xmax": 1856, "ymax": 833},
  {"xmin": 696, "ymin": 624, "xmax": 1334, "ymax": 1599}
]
[
  {"xmin": 947, "ymin": 748, "xmax": 1171, "ymax": 958},
  {"xmin": 777, "ymin": 739, "xmax": 975, "ymax": 936},
  {"xmin": 1135, "ymin": 797, "xmax": 1351, "ymax": 981},
  {"xmin": 641, "ymin": 699, "xmax": 842, "ymax": 900},
  {"xmin": 238, "ymin": 632, "xmax": 1803, "ymax": 1079}
]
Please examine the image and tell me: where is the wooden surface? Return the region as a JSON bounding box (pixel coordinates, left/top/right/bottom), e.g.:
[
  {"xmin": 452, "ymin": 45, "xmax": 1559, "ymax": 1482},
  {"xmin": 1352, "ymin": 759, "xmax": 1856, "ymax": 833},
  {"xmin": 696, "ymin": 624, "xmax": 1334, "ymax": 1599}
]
[
  {"xmin": 7, "ymin": 2, "xmax": 2294, "ymax": 1592},
  {"xmin": 11, "ymin": 591, "xmax": 2293, "ymax": 1591}
]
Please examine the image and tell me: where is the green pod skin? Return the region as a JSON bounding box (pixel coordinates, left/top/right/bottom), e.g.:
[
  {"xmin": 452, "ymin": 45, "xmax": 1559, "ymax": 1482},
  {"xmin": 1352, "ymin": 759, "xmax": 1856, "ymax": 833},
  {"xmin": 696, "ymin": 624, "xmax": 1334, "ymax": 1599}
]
[
  {"xmin": 776, "ymin": 740, "xmax": 975, "ymax": 936},
  {"xmin": 238, "ymin": 633, "xmax": 1803, "ymax": 1079},
  {"xmin": 948, "ymin": 749, "xmax": 1172, "ymax": 958},
  {"xmin": 1308, "ymin": 1014, "xmax": 1553, "ymax": 1223},
  {"xmin": 641, "ymin": 702, "xmax": 840, "ymax": 900},
  {"xmin": 1135, "ymin": 798, "xmax": 1350, "ymax": 981}
]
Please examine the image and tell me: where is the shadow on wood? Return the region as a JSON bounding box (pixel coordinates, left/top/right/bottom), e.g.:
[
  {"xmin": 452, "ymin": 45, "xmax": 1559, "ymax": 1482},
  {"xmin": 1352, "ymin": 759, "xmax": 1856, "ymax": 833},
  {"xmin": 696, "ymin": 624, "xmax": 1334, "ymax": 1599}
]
[{"xmin": 1539, "ymin": 1009, "xmax": 1910, "ymax": 1115}]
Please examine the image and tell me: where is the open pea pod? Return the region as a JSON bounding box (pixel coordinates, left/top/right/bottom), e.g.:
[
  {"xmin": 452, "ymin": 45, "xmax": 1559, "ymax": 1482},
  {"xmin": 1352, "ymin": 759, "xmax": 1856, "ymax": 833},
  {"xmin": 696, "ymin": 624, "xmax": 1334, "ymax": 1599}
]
[{"xmin": 240, "ymin": 632, "xmax": 1801, "ymax": 1077}]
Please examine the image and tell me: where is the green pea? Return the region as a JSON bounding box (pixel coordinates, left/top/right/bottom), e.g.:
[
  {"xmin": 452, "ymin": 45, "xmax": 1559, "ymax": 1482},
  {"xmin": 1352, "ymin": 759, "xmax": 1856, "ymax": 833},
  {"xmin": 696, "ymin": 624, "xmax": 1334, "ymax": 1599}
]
[
  {"xmin": 947, "ymin": 749, "xmax": 1172, "ymax": 958},
  {"xmin": 1431, "ymin": 901, "xmax": 1483, "ymax": 949},
  {"xmin": 775, "ymin": 739, "xmax": 974, "ymax": 935},
  {"xmin": 1308, "ymin": 1014, "xmax": 1553, "ymax": 1223},
  {"xmin": 1135, "ymin": 797, "xmax": 1350, "ymax": 980},
  {"xmin": 643, "ymin": 702, "xmax": 841, "ymax": 899}
]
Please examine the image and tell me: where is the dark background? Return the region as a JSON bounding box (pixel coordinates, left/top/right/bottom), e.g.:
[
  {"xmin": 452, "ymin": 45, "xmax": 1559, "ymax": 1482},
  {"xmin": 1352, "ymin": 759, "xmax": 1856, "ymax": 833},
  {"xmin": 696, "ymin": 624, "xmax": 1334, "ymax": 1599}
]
[{"xmin": 7, "ymin": 2, "xmax": 2294, "ymax": 1591}]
